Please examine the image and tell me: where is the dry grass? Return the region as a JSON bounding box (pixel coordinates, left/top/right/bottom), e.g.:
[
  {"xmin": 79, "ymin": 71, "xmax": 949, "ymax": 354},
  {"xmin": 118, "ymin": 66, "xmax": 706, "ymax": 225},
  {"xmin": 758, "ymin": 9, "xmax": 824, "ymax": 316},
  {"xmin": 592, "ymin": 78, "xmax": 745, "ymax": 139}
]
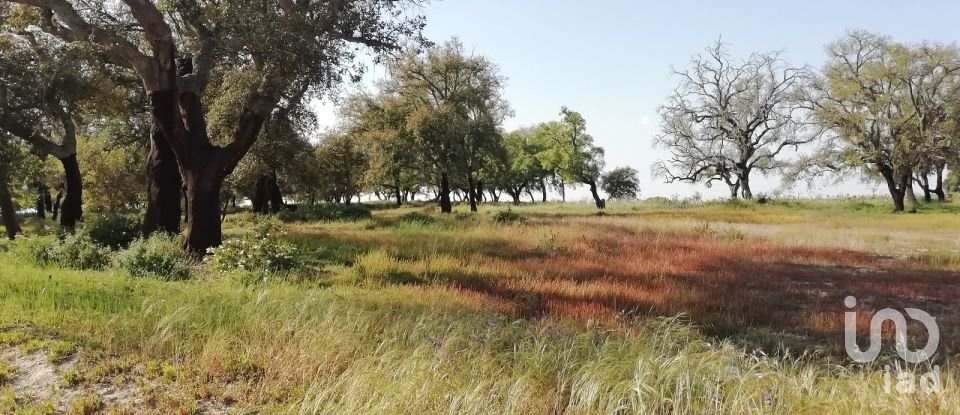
[
  {"xmin": 2, "ymin": 198, "xmax": 959, "ymax": 413},
  {"xmin": 293, "ymin": 201, "xmax": 960, "ymax": 355}
]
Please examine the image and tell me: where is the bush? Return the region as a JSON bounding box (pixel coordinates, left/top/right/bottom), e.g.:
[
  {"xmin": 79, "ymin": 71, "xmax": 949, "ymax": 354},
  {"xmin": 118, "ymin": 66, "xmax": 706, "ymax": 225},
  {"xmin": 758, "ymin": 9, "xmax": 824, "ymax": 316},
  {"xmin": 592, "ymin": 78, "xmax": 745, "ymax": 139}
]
[
  {"xmin": 6, "ymin": 235, "xmax": 55, "ymax": 264},
  {"xmin": 396, "ymin": 212, "xmax": 437, "ymax": 226},
  {"xmin": 206, "ymin": 217, "xmax": 301, "ymax": 281},
  {"xmin": 276, "ymin": 204, "xmax": 371, "ymax": 223},
  {"xmin": 84, "ymin": 213, "xmax": 141, "ymax": 249},
  {"xmin": 115, "ymin": 234, "xmax": 194, "ymax": 281},
  {"xmin": 35, "ymin": 233, "xmax": 112, "ymax": 270},
  {"xmin": 492, "ymin": 209, "xmax": 525, "ymax": 225}
]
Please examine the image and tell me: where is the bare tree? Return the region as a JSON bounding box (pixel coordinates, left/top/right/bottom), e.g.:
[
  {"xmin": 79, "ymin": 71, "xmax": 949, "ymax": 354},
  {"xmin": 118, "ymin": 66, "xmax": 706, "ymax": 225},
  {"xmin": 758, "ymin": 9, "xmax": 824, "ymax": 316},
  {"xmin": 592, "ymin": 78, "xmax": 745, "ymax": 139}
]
[{"xmin": 654, "ymin": 41, "xmax": 820, "ymax": 199}]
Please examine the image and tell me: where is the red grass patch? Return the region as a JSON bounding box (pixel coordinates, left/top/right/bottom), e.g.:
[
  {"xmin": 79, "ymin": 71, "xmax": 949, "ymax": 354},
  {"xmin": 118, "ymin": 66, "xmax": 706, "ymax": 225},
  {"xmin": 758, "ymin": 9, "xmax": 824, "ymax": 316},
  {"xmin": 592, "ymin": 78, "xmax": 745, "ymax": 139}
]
[{"xmin": 444, "ymin": 226, "xmax": 960, "ymax": 355}]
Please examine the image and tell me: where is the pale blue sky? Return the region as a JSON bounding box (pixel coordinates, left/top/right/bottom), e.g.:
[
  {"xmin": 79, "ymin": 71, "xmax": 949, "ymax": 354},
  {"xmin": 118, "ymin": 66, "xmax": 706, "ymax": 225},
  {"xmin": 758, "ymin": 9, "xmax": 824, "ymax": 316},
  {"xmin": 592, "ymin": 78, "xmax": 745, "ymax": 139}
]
[{"xmin": 318, "ymin": 0, "xmax": 960, "ymax": 201}]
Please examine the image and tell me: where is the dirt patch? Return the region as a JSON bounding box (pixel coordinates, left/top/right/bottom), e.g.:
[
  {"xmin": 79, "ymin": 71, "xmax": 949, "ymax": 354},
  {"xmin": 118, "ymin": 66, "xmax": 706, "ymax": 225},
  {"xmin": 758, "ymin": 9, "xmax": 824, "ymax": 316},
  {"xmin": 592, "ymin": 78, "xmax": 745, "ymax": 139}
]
[
  {"xmin": 1, "ymin": 346, "xmax": 236, "ymax": 414},
  {"xmin": 2, "ymin": 349, "xmax": 66, "ymax": 401}
]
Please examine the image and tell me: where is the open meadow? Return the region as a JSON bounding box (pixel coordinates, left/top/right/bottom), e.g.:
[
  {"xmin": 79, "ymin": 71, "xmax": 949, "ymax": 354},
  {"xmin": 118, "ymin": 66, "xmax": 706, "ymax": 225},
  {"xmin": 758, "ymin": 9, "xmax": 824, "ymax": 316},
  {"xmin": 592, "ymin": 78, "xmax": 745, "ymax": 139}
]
[
  {"xmin": 1, "ymin": 198, "xmax": 959, "ymax": 414},
  {"xmin": 3, "ymin": 0, "xmax": 960, "ymax": 413}
]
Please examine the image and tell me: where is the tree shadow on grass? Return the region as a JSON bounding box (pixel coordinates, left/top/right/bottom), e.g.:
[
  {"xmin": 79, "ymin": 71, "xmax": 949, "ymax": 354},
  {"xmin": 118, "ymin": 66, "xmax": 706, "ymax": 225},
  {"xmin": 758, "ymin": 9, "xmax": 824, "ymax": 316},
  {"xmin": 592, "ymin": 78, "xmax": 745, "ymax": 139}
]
[
  {"xmin": 429, "ymin": 231, "xmax": 960, "ymax": 360},
  {"xmin": 290, "ymin": 227, "xmax": 544, "ymax": 264}
]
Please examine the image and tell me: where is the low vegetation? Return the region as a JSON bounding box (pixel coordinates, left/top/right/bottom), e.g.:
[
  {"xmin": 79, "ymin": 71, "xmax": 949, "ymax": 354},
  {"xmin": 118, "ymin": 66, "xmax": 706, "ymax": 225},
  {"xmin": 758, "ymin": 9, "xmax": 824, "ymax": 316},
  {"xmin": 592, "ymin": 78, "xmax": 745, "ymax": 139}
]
[{"xmin": 0, "ymin": 199, "xmax": 958, "ymax": 413}]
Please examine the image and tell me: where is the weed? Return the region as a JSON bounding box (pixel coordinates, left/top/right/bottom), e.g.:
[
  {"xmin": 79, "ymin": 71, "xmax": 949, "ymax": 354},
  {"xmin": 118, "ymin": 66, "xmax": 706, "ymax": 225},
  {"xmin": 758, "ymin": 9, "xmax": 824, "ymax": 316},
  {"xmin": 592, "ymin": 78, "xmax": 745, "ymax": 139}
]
[
  {"xmin": 67, "ymin": 394, "xmax": 103, "ymax": 415},
  {"xmin": 492, "ymin": 209, "xmax": 525, "ymax": 225},
  {"xmin": 0, "ymin": 362, "xmax": 15, "ymax": 384}
]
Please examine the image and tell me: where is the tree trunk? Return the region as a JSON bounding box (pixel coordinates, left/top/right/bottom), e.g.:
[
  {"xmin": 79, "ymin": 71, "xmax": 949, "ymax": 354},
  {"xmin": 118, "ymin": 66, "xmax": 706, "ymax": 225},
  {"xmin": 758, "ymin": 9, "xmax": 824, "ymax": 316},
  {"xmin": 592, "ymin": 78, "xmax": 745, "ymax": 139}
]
[
  {"xmin": 727, "ymin": 181, "xmax": 740, "ymax": 200},
  {"xmin": 559, "ymin": 180, "xmax": 566, "ymax": 202},
  {"xmin": 267, "ymin": 174, "xmax": 283, "ymax": 213},
  {"xmin": 934, "ymin": 166, "xmax": 946, "ymax": 202},
  {"xmin": 0, "ymin": 163, "xmax": 20, "ymax": 240},
  {"xmin": 739, "ymin": 174, "xmax": 753, "ymax": 200},
  {"xmin": 35, "ymin": 188, "xmax": 46, "ymax": 219},
  {"xmin": 252, "ymin": 173, "xmax": 283, "ymax": 213},
  {"xmin": 221, "ymin": 192, "xmax": 231, "ymax": 223},
  {"xmin": 148, "ymin": 56, "xmax": 273, "ymax": 254},
  {"xmin": 476, "ymin": 180, "xmax": 484, "ymax": 204},
  {"xmin": 43, "ymin": 188, "xmax": 52, "ymax": 212},
  {"xmin": 182, "ymin": 185, "xmax": 189, "ymax": 224},
  {"xmin": 439, "ymin": 172, "xmax": 452, "ymax": 213},
  {"xmin": 52, "ymin": 187, "xmax": 62, "ymax": 221},
  {"xmin": 880, "ymin": 167, "xmax": 908, "ymax": 213},
  {"xmin": 540, "ymin": 179, "xmax": 547, "ymax": 202},
  {"xmin": 467, "ymin": 173, "xmax": 478, "ymax": 212},
  {"xmin": 252, "ymin": 174, "xmax": 269, "ymax": 214},
  {"xmin": 151, "ymin": 87, "xmax": 225, "ymax": 254},
  {"xmin": 916, "ymin": 174, "xmax": 933, "ymax": 203},
  {"xmin": 527, "ymin": 189, "xmax": 535, "ymax": 203},
  {"xmin": 184, "ymin": 172, "xmax": 223, "ymax": 255},
  {"xmin": 394, "ymin": 175, "xmax": 403, "ymax": 207},
  {"xmin": 906, "ymin": 185, "xmax": 918, "ymax": 213},
  {"xmin": 588, "ymin": 180, "xmax": 604, "ymax": 209},
  {"xmin": 58, "ymin": 154, "xmax": 83, "ymax": 230},
  {"xmin": 143, "ymin": 122, "xmax": 183, "ymax": 235},
  {"xmin": 510, "ymin": 191, "xmax": 521, "ymax": 205}
]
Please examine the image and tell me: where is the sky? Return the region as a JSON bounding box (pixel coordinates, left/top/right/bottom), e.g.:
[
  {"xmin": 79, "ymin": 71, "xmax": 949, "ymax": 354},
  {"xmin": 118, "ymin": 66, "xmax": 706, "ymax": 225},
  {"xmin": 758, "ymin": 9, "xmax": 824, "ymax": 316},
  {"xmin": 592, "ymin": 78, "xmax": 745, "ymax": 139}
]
[{"xmin": 316, "ymin": 0, "xmax": 960, "ymax": 202}]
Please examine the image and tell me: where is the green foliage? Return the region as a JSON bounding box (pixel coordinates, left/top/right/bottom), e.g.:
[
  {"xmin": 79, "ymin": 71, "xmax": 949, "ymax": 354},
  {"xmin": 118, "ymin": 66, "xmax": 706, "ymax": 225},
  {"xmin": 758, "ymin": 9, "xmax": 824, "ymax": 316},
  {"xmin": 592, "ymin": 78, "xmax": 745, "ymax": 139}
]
[
  {"xmin": 601, "ymin": 166, "xmax": 641, "ymax": 200},
  {"xmin": 33, "ymin": 233, "xmax": 111, "ymax": 270},
  {"xmin": 83, "ymin": 213, "xmax": 141, "ymax": 250},
  {"xmin": 491, "ymin": 209, "xmax": 525, "ymax": 225},
  {"xmin": 114, "ymin": 234, "xmax": 194, "ymax": 281},
  {"xmin": 311, "ymin": 132, "xmax": 371, "ymax": 204},
  {"xmin": 206, "ymin": 218, "xmax": 301, "ymax": 281},
  {"xmin": 78, "ymin": 137, "xmax": 146, "ymax": 213},
  {"xmin": 387, "ymin": 39, "xmax": 510, "ymax": 209},
  {"xmin": 6, "ymin": 235, "xmax": 54, "ymax": 264},
  {"xmin": 397, "ymin": 212, "xmax": 437, "ymax": 226},
  {"xmin": 532, "ymin": 108, "xmax": 605, "ymax": 187},
  {"xmin": 0, "ymin": 361, "xmax": 14, "ymax": 384},
  {"xmin": 277, "ymin": 204, "xmax": 372, "ymax": 223}
]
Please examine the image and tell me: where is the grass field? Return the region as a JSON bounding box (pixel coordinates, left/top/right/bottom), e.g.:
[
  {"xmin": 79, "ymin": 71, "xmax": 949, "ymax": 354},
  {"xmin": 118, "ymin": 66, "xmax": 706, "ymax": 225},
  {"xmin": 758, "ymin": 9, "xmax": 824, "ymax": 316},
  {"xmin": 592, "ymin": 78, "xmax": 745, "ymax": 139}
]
[{"xmin": 1, "ymin": 197, "xmax": 959, "ymax": 414}]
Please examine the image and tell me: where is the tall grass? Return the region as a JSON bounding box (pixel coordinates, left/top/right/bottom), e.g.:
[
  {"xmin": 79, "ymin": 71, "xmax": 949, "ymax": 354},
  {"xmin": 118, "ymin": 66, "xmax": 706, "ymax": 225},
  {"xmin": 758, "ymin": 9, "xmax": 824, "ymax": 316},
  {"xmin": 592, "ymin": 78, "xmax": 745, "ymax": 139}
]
[
  {"xmin": 2, "ymin": 199, "xmax": 960, "ymax": 413},
  {"xmin": 1, "ymin": 264, "xmax": 958, "ymax": 413}
]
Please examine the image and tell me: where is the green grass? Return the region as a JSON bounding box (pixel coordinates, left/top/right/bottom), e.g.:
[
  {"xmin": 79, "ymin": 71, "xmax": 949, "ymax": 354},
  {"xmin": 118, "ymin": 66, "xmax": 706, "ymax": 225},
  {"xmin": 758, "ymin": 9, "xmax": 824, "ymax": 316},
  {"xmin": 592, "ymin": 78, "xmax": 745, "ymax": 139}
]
[
  {"xmin": 1, "ymin": 262, "xmax": 959, "ymax": 413},
  {"xmin": 1, "ymin": 197, "xmax": 959, "ymax": 413}
]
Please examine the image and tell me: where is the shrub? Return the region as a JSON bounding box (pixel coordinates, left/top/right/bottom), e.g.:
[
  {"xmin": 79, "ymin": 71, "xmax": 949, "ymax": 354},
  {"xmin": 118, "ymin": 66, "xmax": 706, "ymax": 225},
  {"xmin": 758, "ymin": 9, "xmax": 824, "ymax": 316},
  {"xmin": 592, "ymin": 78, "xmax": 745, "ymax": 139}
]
[
  {"xmin": 206, "ymin": 217, "xmax": 301, "ymax": 281},
  {"xmin": 535, "ymin": 232, "xmax": 566, "ymax": 255},
  {"xmin": 115, "ymin": 234, "xmax": 194, "ymax": 281},
  {"xmin": 224, "ymin": 211, "xmax": 258, "ymax": 228},
  {"xmin": 276, "ymin": 204, "xmax": 371, "ymax": 223},
  {"xmin": 6, "ymin": 235, "xmax": 55, "ymax": 264},
  {"xmin": 536, "ymin": 232, "xmax": 567, "ymax": 255},
  {"xmin": 397, "ymin": 212, "xmax": 437, "ymax": 226},
  {"xmin": 35, "ymin": 233, "xmax": 112, "ymax": 270},
  {"xmin": 492, "ymin": 209, "xmax": 525, "ymax": 225},
  {"xmin": 84, "ymin": 213, "xmax": 142, "ymax": 250}
]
